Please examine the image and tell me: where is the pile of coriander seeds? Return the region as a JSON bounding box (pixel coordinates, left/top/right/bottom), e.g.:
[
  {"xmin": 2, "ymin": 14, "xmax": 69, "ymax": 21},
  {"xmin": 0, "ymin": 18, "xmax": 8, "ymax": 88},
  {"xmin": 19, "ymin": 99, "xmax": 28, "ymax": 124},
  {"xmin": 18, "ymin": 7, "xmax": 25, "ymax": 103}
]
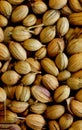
[{"xmin": 0, "ymin": 0, "xmax": 82, "ymax": 129}]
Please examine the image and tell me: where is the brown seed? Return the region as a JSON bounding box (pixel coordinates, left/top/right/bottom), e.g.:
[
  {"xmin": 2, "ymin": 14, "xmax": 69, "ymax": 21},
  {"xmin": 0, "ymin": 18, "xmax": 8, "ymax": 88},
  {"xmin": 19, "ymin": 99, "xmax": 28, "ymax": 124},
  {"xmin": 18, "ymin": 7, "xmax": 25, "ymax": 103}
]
[
  {"xmin": 0, "ymin": 87, "xmax": 6, "ymax": 102},
  {"xmin": 58, "ymin": 70, "xmax": 71, "ymax": 81},
  {"xmin": 67, "ymin": 53, "xmax": 82, "ymax": 72},
  {"xmin": 0, "ymin": 1, "xmax": 12, "ymax": 18},
  {"xmin": 31, "ymin": 85, "xmax": 52, "ymax": 103},
  {"xmin": 55, "ymin": 52, "xmax": 68, "ymax": 70},
  {"xmin": 69, "ymin": 120, "xmax": 82, "ymax": 130},
  {"xmin": 0, "ymin": 110, "xmax": 18, "ymax": 123},
  {"xmin": 12, "ymin": 26, "xmax": 31, "ymax": 42},
  {"xmin": 70, "ymin": 99, "xmax": 82, "ymax": 117},
  {"xmin": 67, "ymin": 77, "xmax": 82, "ymax": 90},
  {"xmin": 15, "ymin": 85, "xmax": 30, "ymax": 102},
  {"xmin": 21, "ymin": 72, "xmax": 36, "ymax": 85},
  {"xmin": 42, "ymin": 9, "xmax": 60, "ymax": 26},
  {"xmin": 40, "ymin": 26, "xmax": 56, "ymax": 43},
  {"xmin": 0, "ymin": 124, "xmax": 21, "ymax": 130},
  {"xmin": 26, "ymin": 114, "xmax": 46, "ymax": 130},
  {"xmin": 48, "ymin": 120, "xmax": 60, "ymax": 130},
  {"xmin": 47, "ymin": 38, "xmax": 65, "ymax": 57},
  {"xmin": 57, "ymin": 17, "xmax": 69, "ymax": 36},
  {"xmin": 7, "ymin": 0, "xmax": 24, "ymax": 5},
  {"xmin": 0, "ymin": 43, "xmax": 10, "ymax": 60},
  {"xmin": 54, "ymin": 85, "xmax": 70, "ymax": 102},
  {"xmin": 1, "ymin": 70, "xmax": 21, "ymax": 85},
  {"xmin": 75, "ymin": 89, "xmax": 82, "ymax": 102},
  {"xmin": 23, "ymin": 38, "xmax": 43, "ymax": 51},
  {"xmin": 45, "ymin": 105, "xmax": 65, "ymax": 119},
  {"xmin": 34, "ymin": 74, "xmax": 42, "ymax": 85},
  {"xmin": 4, "ymin": 86, "xmax": 16, "ymax": 99},
  {"xmin": 41, "ymin": 57, "xmax": 59, "ymax": 76},
  {"xmin": 61, "ymin": 5, "xmax": 73, "ymax": 16},
  {"xmin": 30, "ymin": 103, "xmax": 47, "ymax": 114},
  {"xmin": 69, "ymin": 0, "xmax": 82, "ymax": 12},
  {"xmin": 15, "ymin": 85, "xmax": 23, "ymax": 101},
  {"xmin": 14, "ymin": 61, "xmax": 31, "ymax": 74},
  {"xmin": 8, "ymin": 101, "xmax": 29, "ymax": 113},
  {"xmin": 4, "ymin": 26, "xmax": 14, "ymax": 44},
  {"xmin": 11, "ymin": 5, "xmax": 29, "ymax": 23},
  {"xmin": 0, "ymin": 27, "xmax": 4, "ymax": 42},
  {"xmin": 32, "ymin": 1, "xmax": 47, "ymax": 14},
  {"xmin": 23, "ymin": 14, "xmax": 37, "ymax": 27},
  {"xmin": 26, "ymin": 58, "xmax": 41, "ymax": 72},
  {"xmin": 9, "ymin": 41, "xmax": 27, "ymax": 60},
  {"xmin": 49, "ymin": 0, "xmax": 67, "ymax": 9},
  {"xmin": 72, "ymin": 70, "xmax": 82, "ymax": 78},
  {"xmin": 69, "ymin": 12, "xmax": 82, "ymax": 25},
  {"xmin": 0, "ymin": 15, "xmax": 8, "ymax": 27},
  {"xmin": 1, "ymin": 59, "xmax": 11, "ymax": 73},
  {"xmin": 67, "ymin": 38, "xmax": 82, "ymax": 54},
  {"xmin": 35, "ymin": 47, "xmax": 47, "ymax": 60},
  {"xmin": 42, "ymin": 74, "xmax": 59, "ymax": 90},
  {"xmin": 59, "ymin": 113, "xmax": 73, "ymax": 129}
]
